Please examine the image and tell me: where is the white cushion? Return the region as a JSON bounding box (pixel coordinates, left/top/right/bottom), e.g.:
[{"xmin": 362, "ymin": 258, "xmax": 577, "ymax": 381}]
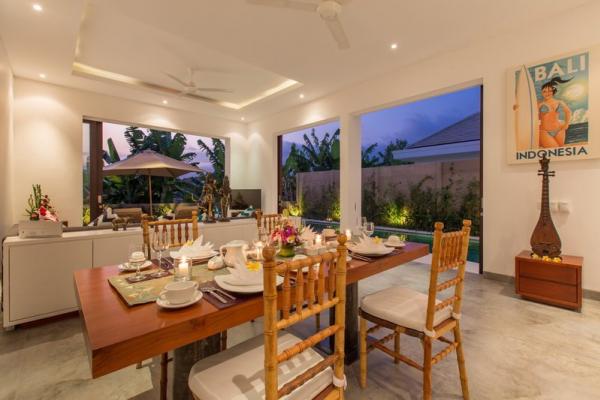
[
  {"xmin": 360, "ymin": 286, "xmax": 452, "ymax": 332},
  {"xmin": 188, "ymin": 332, "xmax": 332, "ymax": 400}
]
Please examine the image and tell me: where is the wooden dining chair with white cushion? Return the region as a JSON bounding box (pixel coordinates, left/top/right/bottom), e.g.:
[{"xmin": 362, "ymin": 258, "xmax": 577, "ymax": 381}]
[
  {"xmin": 188, "ymin": 235, "xmax": 349, "ymax": 400},
  {"xmin": 358, "ymin": 220, "xmax": 472, "ymax": 400},
  {"xmin": 141, "ymin": 211, "xmax": 225, "ymax": 399}
]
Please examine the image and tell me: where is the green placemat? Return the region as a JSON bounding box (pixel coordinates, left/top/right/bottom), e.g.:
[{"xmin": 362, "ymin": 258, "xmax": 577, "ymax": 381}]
[{"xmin": 108, "ymin": 264, "xmax": 229, "ymax": 306}]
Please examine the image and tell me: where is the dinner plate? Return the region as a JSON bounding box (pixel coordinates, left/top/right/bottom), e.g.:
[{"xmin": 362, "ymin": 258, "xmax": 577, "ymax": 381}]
[
  {"xmin": 347, "ymin": 244, "xmax": 394, "ymax": 257},
  {"xmin": 156, "ymin": 290, "xmax": 203, "ymax": 309},
  {"xmin": 118, "ymin": 260, "xmax": 153, "ymax": 272},
  {"xmin": 214, "ymin": 275, "xmax": 284, "ymax": 294},
  {"xmin": 170, "ymin": 250, "xmax": 219, "ymax": 260},
  {"xmin": 384, "ymin": 241, "xmax": 406, "ymax": 248}
]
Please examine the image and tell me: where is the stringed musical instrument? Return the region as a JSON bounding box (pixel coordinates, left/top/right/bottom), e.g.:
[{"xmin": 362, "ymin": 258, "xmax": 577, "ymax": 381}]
[{"xmin": 530, "ymin": 155, "xmax": 561, "ymax": 258}]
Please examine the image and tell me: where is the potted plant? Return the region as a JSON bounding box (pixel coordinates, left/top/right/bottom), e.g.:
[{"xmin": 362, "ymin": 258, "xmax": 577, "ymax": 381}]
[{"xmin": 19, "ymin": 185, "xmax": 62, "ymax": 238}]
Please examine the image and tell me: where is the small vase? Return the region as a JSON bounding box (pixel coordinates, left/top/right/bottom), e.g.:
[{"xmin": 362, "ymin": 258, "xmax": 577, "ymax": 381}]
[{"xmin": 279, "ymin": 244, "xmax": 295, "ymax": 258}]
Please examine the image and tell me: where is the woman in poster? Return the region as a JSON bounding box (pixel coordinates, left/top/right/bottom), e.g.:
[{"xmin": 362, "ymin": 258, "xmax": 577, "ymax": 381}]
[{"xmin": 538, "ymin": 77, "xmax": 572, "ymax": 148}]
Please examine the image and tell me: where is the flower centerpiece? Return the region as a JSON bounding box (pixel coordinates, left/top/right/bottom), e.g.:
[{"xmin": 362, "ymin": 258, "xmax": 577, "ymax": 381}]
[
  {"xmin": 271, "ymin": 222, "xmax": 302, "ymax": 257},
  {"xmin": 25, "ymin": 184, "xmax": 59, "ymax": 222}
]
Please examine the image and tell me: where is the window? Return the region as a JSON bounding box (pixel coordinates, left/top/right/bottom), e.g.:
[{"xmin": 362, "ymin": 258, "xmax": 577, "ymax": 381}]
[
  {"xmin": 82, "ymin": 121, "xmax": 225, "ymax": 225},
  {"xmin": 278, "ymin": 121, "xmax": 340, "ymax": 224},
  {"xmin": 360, "ymin": 86, "xmax": 482, "ymax": 264}
]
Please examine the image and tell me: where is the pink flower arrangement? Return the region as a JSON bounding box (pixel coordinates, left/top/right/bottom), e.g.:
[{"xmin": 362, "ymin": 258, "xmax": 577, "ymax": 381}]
[{"xmin": 270, "ymin": 222, "xmax": 302, "ymax": 247}]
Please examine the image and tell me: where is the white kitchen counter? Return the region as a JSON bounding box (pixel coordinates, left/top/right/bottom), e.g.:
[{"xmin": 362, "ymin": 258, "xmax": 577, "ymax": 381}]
[{"xmin": 2, "ymin": 218, "xmax": 258, "ymax": 328}]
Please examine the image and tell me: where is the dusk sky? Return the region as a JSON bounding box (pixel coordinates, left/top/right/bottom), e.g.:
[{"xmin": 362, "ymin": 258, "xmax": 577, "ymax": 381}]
[
  {"xmin": 101, "ymin": 123, "xmax": 217, "ymax": 172},
  {"xmin": 91, "ymin": 86, "xmax": 481, "ymax": 173},
  {"xmin": 282, "ymin": 86, "xmax": 481, "ymax": 161}
]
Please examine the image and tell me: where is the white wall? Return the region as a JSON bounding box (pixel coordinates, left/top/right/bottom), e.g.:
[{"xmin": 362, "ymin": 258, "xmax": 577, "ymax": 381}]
[
  {"xmin": 12, "ymin": 78, "xmax": 248, "ymax": 227},
  {"xmin": 248, "ymin": 2, "xmax": 600, "ymax": 291},
  {"xmin": 0, "ymin": 39, "xmax": 14, "ymax": 257}
]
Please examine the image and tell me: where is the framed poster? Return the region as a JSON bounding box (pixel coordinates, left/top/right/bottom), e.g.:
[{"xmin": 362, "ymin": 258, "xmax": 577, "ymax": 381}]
[{"xmin": 507, "ymin": 48, "xmax": 600, "ymax": 163}]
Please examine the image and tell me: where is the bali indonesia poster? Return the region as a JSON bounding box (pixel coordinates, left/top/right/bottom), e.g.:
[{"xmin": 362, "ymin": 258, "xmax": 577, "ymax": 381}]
[{"xmin": 507, "ymin": 49, "xmax": 599, "ymax": 164}]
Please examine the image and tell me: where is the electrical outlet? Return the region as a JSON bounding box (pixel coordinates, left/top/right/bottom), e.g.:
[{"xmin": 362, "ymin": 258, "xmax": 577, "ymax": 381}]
[{"xmin": 558, "ymin": 201, "xmax": 571, "ymax": 214}]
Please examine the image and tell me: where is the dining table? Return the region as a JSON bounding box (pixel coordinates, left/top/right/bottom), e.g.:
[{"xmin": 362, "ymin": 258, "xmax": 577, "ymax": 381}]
[{"xmin": 74, "ymin": 241, "xmax": 428, "ymax": 399}]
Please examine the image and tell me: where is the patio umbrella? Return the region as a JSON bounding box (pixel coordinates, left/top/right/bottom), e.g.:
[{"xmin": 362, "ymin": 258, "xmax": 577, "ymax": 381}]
[{"xmin": 103, "ymin": 149, "xmax": 204, "ymax": 215}]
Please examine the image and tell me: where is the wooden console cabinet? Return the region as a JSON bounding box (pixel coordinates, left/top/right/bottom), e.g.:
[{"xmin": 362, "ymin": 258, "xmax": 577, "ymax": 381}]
[{"xmin": 515, "ymin": 250, "xmax": 583, "ymax": 311}]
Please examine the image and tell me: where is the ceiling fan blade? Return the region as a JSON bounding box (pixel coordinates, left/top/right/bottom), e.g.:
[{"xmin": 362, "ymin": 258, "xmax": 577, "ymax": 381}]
[
  {"xmin": 247, "ymin": 0, "xmax": 318, "ymax": 12},
  {"xmin": 193, "ymin": 88, "xmax": 234, "ymax": 93},
  {"xmin": 190, "ymin": 66, "xmax": 235, "ymax": 75},
  {"xmin": 324, "ymin": 16, "xmax": 350, "ymax": 49},
  {"xmin": 164, "ymin": 72, "xmax": 189, "ymax": 87}
]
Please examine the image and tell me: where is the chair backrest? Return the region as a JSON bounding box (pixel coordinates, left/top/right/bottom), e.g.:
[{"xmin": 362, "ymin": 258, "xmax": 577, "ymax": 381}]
[
  {"xmin": 262, "ymin": 235, "xmax": 348, "ymax": 400},
  {"xmin": 256, "ymin": 210, "xmax": 283, "ymax": 234},
  {"xmin": 425, "ymin": 220, "xmax": 471, "ymax": 336},
  {"xmin": 142, "ymin": 211, "xmax": 199, "ymax": 259}
]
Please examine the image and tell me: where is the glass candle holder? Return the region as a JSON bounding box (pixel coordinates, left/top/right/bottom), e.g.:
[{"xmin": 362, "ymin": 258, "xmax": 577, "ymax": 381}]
[{"xmin": 174, "ymin": 256, "xmax": 191, "ymax": 281}]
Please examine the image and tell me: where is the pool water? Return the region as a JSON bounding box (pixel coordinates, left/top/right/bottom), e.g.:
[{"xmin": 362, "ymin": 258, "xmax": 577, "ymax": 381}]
[{"xmin": 304, "ymin": 220, "xmax": 480, "ymax": 263}]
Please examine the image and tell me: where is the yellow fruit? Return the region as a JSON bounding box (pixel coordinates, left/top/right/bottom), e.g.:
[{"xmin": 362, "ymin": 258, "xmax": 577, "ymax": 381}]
[{"xmin": 553, "ymin": 257, "xmax": 562, "ymax": 263}]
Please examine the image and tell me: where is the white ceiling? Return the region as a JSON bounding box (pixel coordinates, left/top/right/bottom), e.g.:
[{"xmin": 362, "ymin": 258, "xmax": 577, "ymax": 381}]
[{"xmin": 0, "ymin": 0, "xmax": 594, "ymax": 122}]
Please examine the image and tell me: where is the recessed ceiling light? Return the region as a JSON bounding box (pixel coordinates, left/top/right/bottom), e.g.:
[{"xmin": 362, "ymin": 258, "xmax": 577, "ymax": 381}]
[
  {"xmin": 39, "ymin": 73, "xmax": 46, "ymax": 79},
  {"xmin": 162, "ymin": 99, "xmax": 168, "ymax": 105},
  {"xmin": 390, "ymin": 43, "xmax": 398, "ymax": 50},
  {"xmin": 32, "ymin": 3, "xmax": 43, "ymax": 12},
  {"xmin": 299, "ymin": 93, "xmax": 305, "ymax": 99},
  {"xmin": 241, "ymin": 117, "xmax": 245, "ymax": 121}
]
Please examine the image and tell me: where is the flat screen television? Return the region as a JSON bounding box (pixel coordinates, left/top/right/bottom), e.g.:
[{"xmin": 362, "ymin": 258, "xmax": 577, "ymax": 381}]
[{"xmin": 231, "ymin": 189, "xmax": 262, "ymax": 210}]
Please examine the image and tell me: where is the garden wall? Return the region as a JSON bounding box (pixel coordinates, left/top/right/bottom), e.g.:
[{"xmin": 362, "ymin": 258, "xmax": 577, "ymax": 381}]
[{"xmin": 296, "ymin": 159, "xmax": 480, "ymax": 201}]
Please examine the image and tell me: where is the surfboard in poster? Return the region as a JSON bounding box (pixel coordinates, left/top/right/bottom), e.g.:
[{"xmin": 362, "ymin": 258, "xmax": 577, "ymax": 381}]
[{"xmin": 507, "ymin": 49, "xmax": 598, "ymax": 164}]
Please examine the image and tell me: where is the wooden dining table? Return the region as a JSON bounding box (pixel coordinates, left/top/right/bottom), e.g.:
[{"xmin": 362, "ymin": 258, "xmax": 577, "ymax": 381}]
[{"xmin": 74, "ymin": 242, "xmax": 428, "ymax": 399}]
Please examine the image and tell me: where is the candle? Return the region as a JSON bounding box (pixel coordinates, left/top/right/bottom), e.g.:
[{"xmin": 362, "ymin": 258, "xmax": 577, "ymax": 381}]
[
  {"xmin": 345, "ymin": 229, "xmax": 352, "ymax": 241},
  {"xmin": 315, "ymin": 234, "xmax": 322, "ymax": 247},
  {"xmin": 178, "ymin": 257, "xmax": 189, "ymax": 279}
]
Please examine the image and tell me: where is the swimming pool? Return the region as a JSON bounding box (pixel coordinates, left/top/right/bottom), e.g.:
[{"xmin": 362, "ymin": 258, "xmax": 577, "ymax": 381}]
[{"xmin": 304, "ymin": 219, "xmax": 480, "ymax": 263}]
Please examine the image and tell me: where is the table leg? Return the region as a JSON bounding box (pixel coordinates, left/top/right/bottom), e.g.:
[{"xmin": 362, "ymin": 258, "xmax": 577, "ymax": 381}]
[
  {"xmin": 329, "ymin": 282, "xmax": 359, "ymax": 364},
  {"xmin": 172, "ymin": 333, "xmax": 222, "ymax": 400}
]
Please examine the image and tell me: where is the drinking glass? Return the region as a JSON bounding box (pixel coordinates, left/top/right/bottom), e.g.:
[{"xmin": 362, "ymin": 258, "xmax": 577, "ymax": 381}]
[
  {"xmin": 360, "ymin": 217, "xmax": 368, "ymax": 235},
  {"xmin": 151, "ymin": 230, "xmax": 169, "ymax": 278},
  {"xmin": 128, "ymin": 243, "xmax": 146, "ymax": 282},
  {"xmin": 258, "ymin": 227, "xmax": 268, "ymax": 243},
  {"xmin": 364, "ymin": 222, "xmax": 375, "ymax": 237}
]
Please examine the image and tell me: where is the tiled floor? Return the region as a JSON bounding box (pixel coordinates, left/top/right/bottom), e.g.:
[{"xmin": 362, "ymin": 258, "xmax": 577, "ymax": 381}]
[{"xmin": 1, "ymin": 260, "xmax": 599, "ymax": 399}]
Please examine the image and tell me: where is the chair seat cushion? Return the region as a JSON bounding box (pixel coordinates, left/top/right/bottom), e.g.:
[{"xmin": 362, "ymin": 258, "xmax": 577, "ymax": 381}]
[
  {"xmin": 188, "ymin": 332, "xmax": 332, "ymax": 400},
  {"xmin": 360, "ymin": 286, "xmax": 452, "ymax": 332}
]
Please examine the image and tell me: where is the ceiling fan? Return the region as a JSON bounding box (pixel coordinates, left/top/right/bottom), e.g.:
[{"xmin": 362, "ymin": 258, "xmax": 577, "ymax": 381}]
[
  {"xmin": 247, "ymin": 0, "xmax": 351, "ymax": 50},
  {"xmin": 164, "ymin": 67, "xmax": 233, "ymax": 96}
]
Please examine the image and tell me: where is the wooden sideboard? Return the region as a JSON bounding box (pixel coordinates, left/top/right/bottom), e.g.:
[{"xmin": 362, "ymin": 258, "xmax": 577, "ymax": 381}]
[
  {"xmin": 515, "ymin": 250, "xmax": 583, "ymax": 311},
  {"xmin": 2, "ymin": 218, "xmax": 258, "ymax": 328}
]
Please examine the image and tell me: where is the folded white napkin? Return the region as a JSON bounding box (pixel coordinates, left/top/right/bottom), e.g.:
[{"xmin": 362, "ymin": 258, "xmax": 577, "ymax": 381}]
[
  {"xmin": 352, "ymin": 234, "xmax": 387, "ymax": 252},
  {"xmin": 300, "ymin": 225, "xmax": 317, "ymax": 243},
  {"xmin": 225, "ymin": 266, "xmax": 263, "ymax": 286},
  {"xmin": 224, "ymin": 275, "xmax": 262, "ymax": 286},
  {"xmin": 178, "ymin": 235, "xmax": 215, "ymax": 258}
]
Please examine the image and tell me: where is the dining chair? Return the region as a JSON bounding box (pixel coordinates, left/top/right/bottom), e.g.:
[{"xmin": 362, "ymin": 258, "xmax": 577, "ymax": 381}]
[
  {"xmin": 188, "ymin": 235, "xmax": 349, "ymax": 400},
  {"xmin": 142, "ymin": 211, "xmax": 199, "ymax": 259},
  {"xmin": 256, "ymin": 210, "xmax": 283, "ymax": 234},
  {"xmin": 141, "ymin": 211, "xmax": 226, "ymax": 399},
  {"xmin": 358, "ymin": 220, "xmax": 472, "ymax": 400}
]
